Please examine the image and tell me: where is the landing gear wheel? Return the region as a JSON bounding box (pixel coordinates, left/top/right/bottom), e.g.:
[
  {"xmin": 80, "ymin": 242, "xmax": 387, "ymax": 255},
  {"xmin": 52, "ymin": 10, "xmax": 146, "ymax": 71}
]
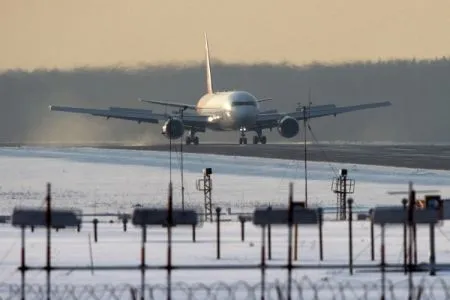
[
  {"xmin": 193, "ymin": 136, "xmax": 199, "ymax": 145},
  {"xmin": 253, "ymin": 136, "xmax": 259, "ymax": 144},
  {"xmin": 185, "ymin": 136, "xmax": 192, "ymax": 145},
  {"xmin": 260, "ymin": 136, "xmax": 267, "ymax": 144},
  {"xmin": 239, "ymin": 137, "xmax": 248, "ymax": 144}
]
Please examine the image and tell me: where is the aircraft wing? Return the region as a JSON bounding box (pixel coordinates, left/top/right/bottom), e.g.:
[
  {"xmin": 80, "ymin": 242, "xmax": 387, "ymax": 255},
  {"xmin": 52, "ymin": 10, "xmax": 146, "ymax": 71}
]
[
  {"xmin": 254, "ymin": 101, "xmax": 392, "ymax": 130},
  {"xmin": 288, "ymin": 101, "xmax": 392, "ymax": 120},
  {"xmin": 138, "ymin": 98, "xmax": 197, "ymax": 110},
  {"xmin": 48, "ymin": 105, "xmax": 209, "ymax": 130}
]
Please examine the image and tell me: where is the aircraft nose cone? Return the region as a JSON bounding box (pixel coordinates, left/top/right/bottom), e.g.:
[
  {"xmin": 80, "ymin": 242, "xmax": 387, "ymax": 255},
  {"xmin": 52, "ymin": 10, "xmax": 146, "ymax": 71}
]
[{"xmin": 232, "ymin": 107, "xmax": 256, "ymax": 127}]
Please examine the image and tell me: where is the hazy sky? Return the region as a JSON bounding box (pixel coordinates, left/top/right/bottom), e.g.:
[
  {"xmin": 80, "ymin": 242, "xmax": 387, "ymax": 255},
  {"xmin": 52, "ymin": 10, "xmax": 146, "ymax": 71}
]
[{"xmin": 2, "ymin": 0, "xmax": 450, "ymax": 70}]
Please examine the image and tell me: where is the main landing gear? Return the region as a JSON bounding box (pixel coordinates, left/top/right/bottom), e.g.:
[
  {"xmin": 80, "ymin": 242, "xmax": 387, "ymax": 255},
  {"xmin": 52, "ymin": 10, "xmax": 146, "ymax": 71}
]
[
  {"xmin": 239, "ymin": 127, "xmax": 267, "ymax": 144},
  {"xmin": 252, "ymin": 135, "xmax": 267, "ymax": 144},
  {"xmin": 185, "ymin": 130, "xmax": 199, "ymax": 145},
  {"xmin": 251, "ymin": 128, "xmax": 267, "ymax": 144}
]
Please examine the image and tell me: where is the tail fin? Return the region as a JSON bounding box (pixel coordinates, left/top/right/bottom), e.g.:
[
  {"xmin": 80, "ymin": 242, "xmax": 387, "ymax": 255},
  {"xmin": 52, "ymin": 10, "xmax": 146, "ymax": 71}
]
[{"xmin": 204, "ymin": 32, "xmax": 214, "ymax": 94}]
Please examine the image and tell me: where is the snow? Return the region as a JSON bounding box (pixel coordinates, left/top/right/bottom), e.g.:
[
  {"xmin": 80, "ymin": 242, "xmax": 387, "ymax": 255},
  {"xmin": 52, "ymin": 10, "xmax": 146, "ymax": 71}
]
[{"xmin": 0, "ymin": 146, "xmax": 449, "ymax": 298}]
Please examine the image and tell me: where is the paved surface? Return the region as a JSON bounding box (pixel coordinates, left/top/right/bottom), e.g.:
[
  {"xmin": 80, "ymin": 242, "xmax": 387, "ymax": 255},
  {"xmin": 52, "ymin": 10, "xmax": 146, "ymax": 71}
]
[
  {"xmin": 2, "ymin": 142, "xmax": 449, "ymax": 170},
  {"xmin": 90, "ymin": 143, "xmax": 450, "ymax": 171}
]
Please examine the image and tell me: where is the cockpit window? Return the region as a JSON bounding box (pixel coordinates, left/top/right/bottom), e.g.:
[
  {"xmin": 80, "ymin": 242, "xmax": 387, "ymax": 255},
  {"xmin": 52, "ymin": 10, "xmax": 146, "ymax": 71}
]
[{"xmin": 231, "ymin": 101, "xmax": 256, "ymax": 107}]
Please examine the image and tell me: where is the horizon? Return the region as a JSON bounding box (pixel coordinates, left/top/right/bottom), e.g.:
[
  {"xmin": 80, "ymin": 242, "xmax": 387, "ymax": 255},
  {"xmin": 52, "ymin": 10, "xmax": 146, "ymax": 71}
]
[{"xmin": 1, "ymin": 56, "xmax": 448, "ymax": 73}]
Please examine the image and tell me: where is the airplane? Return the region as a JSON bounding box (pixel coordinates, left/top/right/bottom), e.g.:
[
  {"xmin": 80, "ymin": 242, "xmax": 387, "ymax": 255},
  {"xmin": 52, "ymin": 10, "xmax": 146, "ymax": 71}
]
[{"xmin": 49, "ymin": 33, "xmax": 392, "ymax": 145}]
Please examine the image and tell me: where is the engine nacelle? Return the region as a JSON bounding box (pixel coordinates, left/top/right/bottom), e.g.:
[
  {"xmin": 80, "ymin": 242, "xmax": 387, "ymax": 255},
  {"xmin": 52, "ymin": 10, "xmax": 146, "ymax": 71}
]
[
  {"xmin": 277, "ymin": 116, "xmax": 299, "ymax": 138},
  {"xmin": 162, "ymin": 118, "xmax": 184, "ymax": 139}
]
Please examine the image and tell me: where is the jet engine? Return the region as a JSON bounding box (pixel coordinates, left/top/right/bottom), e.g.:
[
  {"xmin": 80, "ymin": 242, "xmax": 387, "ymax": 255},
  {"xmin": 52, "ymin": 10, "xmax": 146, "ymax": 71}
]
[
  {"xmin": 162, "ymin": 118, "xmax": 184, "ymax": 139},
  {"xmin": 277, "ymin": 116, "xmax": 299, "ymax": 138}
]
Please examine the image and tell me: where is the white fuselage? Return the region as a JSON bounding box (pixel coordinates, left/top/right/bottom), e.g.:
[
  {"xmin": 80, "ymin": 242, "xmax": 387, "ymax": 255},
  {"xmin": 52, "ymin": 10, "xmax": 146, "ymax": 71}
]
[{"xmin": 195, "ymin": 91, "xmax": 260, "ymax": 131}]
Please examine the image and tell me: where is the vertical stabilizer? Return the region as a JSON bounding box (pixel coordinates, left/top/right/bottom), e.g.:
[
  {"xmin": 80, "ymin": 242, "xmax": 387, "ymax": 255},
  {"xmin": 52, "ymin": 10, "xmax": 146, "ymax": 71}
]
[{"xmin": 204, "ymin": 32, "xmax": 214, "ymax": 94}]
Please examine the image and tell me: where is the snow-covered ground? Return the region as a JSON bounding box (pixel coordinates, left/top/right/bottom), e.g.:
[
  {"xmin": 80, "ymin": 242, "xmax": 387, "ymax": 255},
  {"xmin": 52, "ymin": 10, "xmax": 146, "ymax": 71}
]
[{"xmin": 0, "ymin": 147, "xmax": 449, "ymax": 299}]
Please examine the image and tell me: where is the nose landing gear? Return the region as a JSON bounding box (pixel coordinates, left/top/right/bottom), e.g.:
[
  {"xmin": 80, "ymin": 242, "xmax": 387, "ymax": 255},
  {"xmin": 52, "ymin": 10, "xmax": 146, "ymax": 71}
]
[{"xmin": 239, "ymin": 127, "xmax": 247, "ymax": 144}]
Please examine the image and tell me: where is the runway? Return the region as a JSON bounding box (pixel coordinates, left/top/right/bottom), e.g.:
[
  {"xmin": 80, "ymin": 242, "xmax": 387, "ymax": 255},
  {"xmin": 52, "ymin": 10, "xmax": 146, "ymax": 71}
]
[{"xmin": 89, "ymin": 143, "xmax": 450, "ymax": 171}]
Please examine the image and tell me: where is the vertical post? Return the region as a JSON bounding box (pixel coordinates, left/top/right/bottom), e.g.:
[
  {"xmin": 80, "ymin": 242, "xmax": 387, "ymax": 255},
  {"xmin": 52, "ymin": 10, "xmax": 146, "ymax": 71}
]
[
  {"xmin": 240, "ymin": 218, "xmax": 245, "ymax": 242},
  {"xmin": 169, "ymin": 118, "xmax": 172, "ymax": 184},
  {"xmin": 93, "ymin": 218, "xmax": 98, "ymax": 243},
  {"xmin": 216, "ymin": 207, "xmax": 221, "ymax": 260},
  {"xmin": 140, "ymin": 226, "xmax": 146, "ymax": 300},
  {"xmin": 208, "ymin": 174, "xmax": 213, "ymax": 222},
  {"xmin": 261, "ymin": 225, "xmax": 266, "ymax": 300},
  {"xmin": 45, "ymin": 183, "xmax": 51, "ymax": 300},
  {"xmin": 348, "ymin": 198, "xmax": 353, "ymax": 275},
  {"xmin": 413, "ymin": 223, "xmax": 418, "ymax": 265},
  {"xmin": 318, "ymin": 208, "xmax": 323, "ymax": 261},
  {"xmin": 303, "ymin": 107, "xmax": 308, "ymax": 208},
  {"xmin": 408, "ymin": 184, "xmax": 415, "ymax": 300},
  {"xmin": 167, "ymin": 182, "xmax": 173, "ymax": 300},
  {"xmin": 294, "ymin": 225, "xmax": 298, "ymax": 261},
  {"xmin": 192, "ymin": 225, "xmax": 196, "ymax": 243},
  {"xmin": 402, "ymin": 198, "xmax": 408, "ymax": 275},
  {"xmin": 343, "ymin": 175, "xmax": 347, "ymax": 220},
  {"xmin": 20, "ymin": 226, "xmax": 25, "ymax": 300},
  {"xmin": 380, "ymin": 224, "xmax": 386, "ymax": 300},
  {"xmin": 429, "ymin": 222, "xmax": 436, "ymax": 276},
  {"xmin": 180, "ymin": 109, "xmax": 185, "ymax": 211},
  {"xmin": 287, "ymin": 182, "xmax": 293, "ymax": 300},
  {"xmin": 123, "ymin": 217, "xmax": 128, "ymax": 232},
  {"xmin": 267, "ymin": 206, "xmax": 272, "ymax": 261},
  {"xmin": 370, "ymin": 211, "xmax": 375, "ymax": 261}
]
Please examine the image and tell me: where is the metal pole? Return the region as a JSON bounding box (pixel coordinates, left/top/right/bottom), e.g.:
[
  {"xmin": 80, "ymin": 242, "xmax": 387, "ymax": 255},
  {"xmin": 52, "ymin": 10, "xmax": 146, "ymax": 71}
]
[
  {"xmin": 294, "ymin": 225, "xmax": 298, "ymax": 261},
  {"xmin": 348, "ymin": 198, "xmax": 353, "ymax": 275},
  {"xmin": 429, "ymin": 222, "xmax": 436, "ymax": 276},
  {"xmin": 93, "ymin": 218, "xmax": 98, "ymax": 243},
  {"xmin": 180, "ymin": 109, "xmax": 185, "ymax": 211},
  {"xmin": 192, "ymin": 225, "xmax": 196, "ymax": 243},
  {"xmin": 46, "ymin": 183, "xmax": 51, "ymax": 300},
  {"xmin": 303, "ymin": 109, "xmax": 308, "ymax": 208},
  {"xmin": 123, "ymin": 218, "xmax": 127, "ymax": 232},
  {"xmin": 261, "ymin": 225, "xmax": 266, "ymax": 300},
  {"xmin": 370, "ymin": 212, "xmax": 375, "ymax": 261},
  {"xmin": 240, "ymin": 219, "xmax": 245, "ymax": 242},
  {"xmin": 318, "ymin": 208, "xmax": 323, "ymax": 261},
  {"xmin": 169, "ymin": 117, "xmax": 172, "ymax": 184},
  {"xmin": 140, "ymin": 226, "xmax": 146, "ymax": 300},
  {"xmin": 402, "ymin": 198, "xmax": 408, "ymax": 275},
  {"xmin": 381, "ymin": 224, "xmax": 386, "ymax": 300},
  {"xmin": 21, "ymin": 226, "xmax": 25, "ymax": 300},
  {"xmin": 216, "ymin": 207, "xmax": 221, "ymax": 259},
  {"xmin": 267, "ymin": 206, "xmax": 272, "ymax": 260},
  {"xmin": 287, "ymin": 182, "xmax": 293, "ymax": 300},
  {"xmin": 209, "ymin": 175, "xmax": 213, "ymax": 222},
  {"xmin": 343, "ymin": 175, "xmax": 347, "ymax": 220},
  {"xmin": 167, "ymin": 182, "xmax": 173, "ymax": 300},
  {"xmin": 408, "ymin": 184, "xmax": 415, "ymax": 300}
]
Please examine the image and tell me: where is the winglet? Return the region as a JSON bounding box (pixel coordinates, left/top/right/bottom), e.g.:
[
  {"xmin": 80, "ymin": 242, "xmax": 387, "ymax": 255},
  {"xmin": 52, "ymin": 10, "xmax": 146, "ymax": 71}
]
[{"xmin": 204, "ymin": 32, "xmax": 213, "ymax": 94}]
